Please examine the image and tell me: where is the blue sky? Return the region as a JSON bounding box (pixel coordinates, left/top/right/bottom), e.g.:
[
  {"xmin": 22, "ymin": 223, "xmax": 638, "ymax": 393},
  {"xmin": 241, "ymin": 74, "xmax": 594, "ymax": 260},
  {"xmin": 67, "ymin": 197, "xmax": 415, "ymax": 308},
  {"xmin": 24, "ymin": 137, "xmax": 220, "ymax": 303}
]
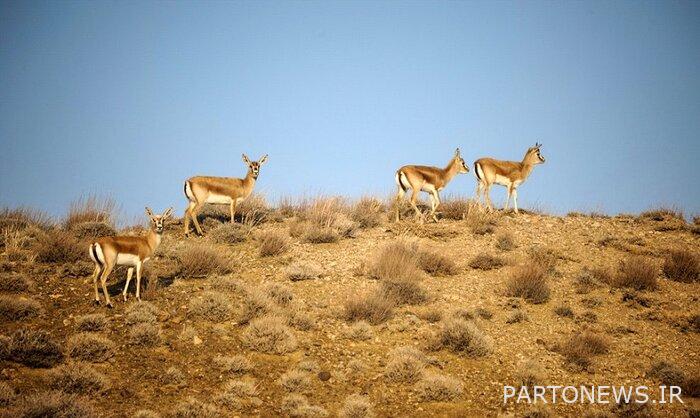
[{"xmin": 1, "ymin": 0, "xmax": 699, "ymax": 220}]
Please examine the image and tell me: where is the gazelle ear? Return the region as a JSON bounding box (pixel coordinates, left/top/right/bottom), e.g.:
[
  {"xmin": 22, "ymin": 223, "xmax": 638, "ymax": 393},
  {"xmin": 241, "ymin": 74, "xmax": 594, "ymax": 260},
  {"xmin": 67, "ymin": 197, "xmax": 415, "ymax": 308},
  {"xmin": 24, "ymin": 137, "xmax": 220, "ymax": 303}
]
[
  {"xmin": 455, "ymin": 148, "xmax": 461, "ymax": 157},
  {"xmin": 242, "ymin": 154, "xmax": 251, "ymax": 165},
  {"xmin": 259, "ymin": 154, "xmax": 268, "ymax": 165},
  {"xmin": 162, "ymin": 207, "xmax": 173, "ymax": 219},
  {"xmin": 145, "ymin": 207, "xmax": 154, "ymax": 217}
]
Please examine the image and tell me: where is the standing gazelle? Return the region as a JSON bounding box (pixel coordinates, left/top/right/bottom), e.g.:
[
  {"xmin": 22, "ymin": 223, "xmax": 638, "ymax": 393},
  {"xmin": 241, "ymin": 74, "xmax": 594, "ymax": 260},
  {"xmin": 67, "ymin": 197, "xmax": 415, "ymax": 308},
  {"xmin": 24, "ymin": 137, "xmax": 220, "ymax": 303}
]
[
  {"xmin": 89, "ymin": 207, "xmax": 173, "ymax": 307},
  {"xmin": 395, "ymin": 148, "xmax": 470, "ymax": 222},
  {"xmin": 474, "ymin": 143, "xmax": 545, "ymax": 214},
  {"xmin": 183, "ymin": 154, "xmax": 268, "ymax": 236}
]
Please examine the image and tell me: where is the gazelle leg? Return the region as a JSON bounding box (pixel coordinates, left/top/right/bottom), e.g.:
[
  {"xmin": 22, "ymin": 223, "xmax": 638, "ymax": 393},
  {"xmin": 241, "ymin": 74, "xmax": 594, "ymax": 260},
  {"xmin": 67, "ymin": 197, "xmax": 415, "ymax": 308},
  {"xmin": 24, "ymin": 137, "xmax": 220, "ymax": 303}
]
[
  {"xmin": 504, "ymin": 186, "xmax": 512, "ymax": 211},
  {"xmin": 430, "ymin": 190, "xmax": 441, "ymax": 222},
  {"xmin": 92, "ymin": 264, "xmax": 102, "ymax": 304},
  {"xmin": 184, "ymin": 201, "xmax": 196, "ymax": 236},
  {"xmin": 475, "ymin": 182, "xmax": 483, "ymax": 206},
  {"xmin": 135, "ymin": 261, "xmax": 143, "ymax": 301},
  {"xmin": 190, "ymin": 202, "xmax": 205, "ymax": 236},
  {"xmin": 230, "ymin": 200, "xmax": 237, "ymax": 224},
  {"xmin": 99, "ymin": 262, "xmax": 115, "ymax": 308},
  {"xmin": 409, "ymin": 188, "xmax": 423, "ymax": 223},
  {"xmin": 395, "ymin": 186, "xmax": 405, "ymax": 222},
  {"xmin": 485, "ymin": 185, "xmax": 494, "ymax": 212},
  {"xmin": 513, "ymin": 188, "xmax": 519, "ymax": 214},
  {"xmin": 123, "ymin": 267, "xmax": 134, "ymax": 301}
]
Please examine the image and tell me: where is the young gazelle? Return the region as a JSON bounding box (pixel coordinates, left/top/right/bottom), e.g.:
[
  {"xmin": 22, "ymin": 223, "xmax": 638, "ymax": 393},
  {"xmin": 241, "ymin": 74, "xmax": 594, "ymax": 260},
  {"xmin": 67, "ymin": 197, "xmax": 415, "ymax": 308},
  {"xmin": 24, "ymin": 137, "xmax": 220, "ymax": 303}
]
[
  {"xmin": 88, "ymin": 207, "xmax": 173, "ymax": 307},
  {"xmin": 473, "ymin": 143, "xmax": 545, "ymax": 214},
  {"xmin": 395, "ymin": 148, "xmax": 470, "ymax": 222},
  {"xmin": 183, "ymin": 154, "xmax": 268, "ymax": 236}
]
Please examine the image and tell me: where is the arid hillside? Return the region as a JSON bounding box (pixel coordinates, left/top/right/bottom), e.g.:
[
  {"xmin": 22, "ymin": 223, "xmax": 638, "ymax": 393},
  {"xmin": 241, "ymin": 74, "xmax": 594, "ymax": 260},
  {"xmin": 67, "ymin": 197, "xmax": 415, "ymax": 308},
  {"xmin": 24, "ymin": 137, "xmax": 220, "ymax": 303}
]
[{"xmin": 0, "ymin": 197, "xmax": 698, "ymax": 418}]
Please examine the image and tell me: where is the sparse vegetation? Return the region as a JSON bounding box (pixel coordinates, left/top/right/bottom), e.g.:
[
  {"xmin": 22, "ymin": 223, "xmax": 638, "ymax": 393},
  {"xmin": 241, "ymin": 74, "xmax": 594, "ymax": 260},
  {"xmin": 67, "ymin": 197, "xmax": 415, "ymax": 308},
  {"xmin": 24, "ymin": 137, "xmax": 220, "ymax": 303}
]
[
  {"xmin": 613, "ymin": 256, "xmax": 658, "ymax": 291},
  {"xmin": 385, "ymin": 346, "xmax": 427, "ymax": 383},
  {"xmin": 495, "ymin": 233, "xmax": 516, "ymax": 251},
  {"xmin": 34, "ymin": 230, "xmax": 83, "ymax": 264},
  {"xmin": 505, "ymin": 263, "xmax": 550, "ymax": 304},
  {"xmin": 554, "ymin": 305, "xmax": 574, "ymax": 318},
  {"xmin": 350, "ymin": 197, "xmax": 386, "ymax": 228},
  {"xmin": 379, "ymin": 275, "xmax": 429, "ymax": 305},
  {"xmin": 3, "ymin": 329, "xmax": 64, "ymax": 368},
  {"xmin": 70, "ymin": 221, "xmax": 116, "ymax": 239},
  {"xmin": 66, "ymin": 333, "xmax": 114, "ymax": 362},
  {"xmin": 415, "ymin": 373, "xmax": 463, "ymax": 401},
  {"xmin": 189, "ymin": 291, "xmax": 233, "ymax": 322},
  {"xmin": 179, "ymin": 243, "xmax": 232, "ymax": 277},
  {"xmin": 468, "ymin": 253, "xmax": 506, "ymax": 270},
  {"xmin": 64, "ymin": 195, "xmax": 116, "ymax": 230},
  {"xmin": 416, "ymin": 248, "xmax": 458, "ymax": 276},
  {"xmin": 0, "ymin": 295, "xmax": 42, "ymax": 321},
  {"xmin": 75, "ymin": 314, "xmax": 107, "ymax": 332},
  {"xmin": 238, "ymin": 288, "xmax": 276, "ymax": 324},
  {"xmin": 214, "ymin": 355, "xmax": 253, "ymax": 374},
  {"xmin": 286, "ymin": 261, "xmax": 323, "ymax": 281},
  {"xmin": 47, "ymin": 362, "xmax": 110, "ymax": 394},
  {"xmin": 125, "ymin": 301, "xmax": 159, "ymax": 325},
  {"xmin": 430, "ymin": 317, "xmax": 492, "ymax": 357},
  {"xmin": 339, "ymin": 394, "xmax": 374, "ymax": 418},
  {"xmin": 279, "ymin": 369, "xmax": 312, "ymax": 393},
  {"xmin": 170, "ymin": 398, "xmax": 220, "ymax": 418},
  {"xmin": 210, "ymin": 223, "xmax": 250, "ymax": 244},
  {"xmin": 129, "ymin": 322, "xmax": 162, "ymax": 346},
  {"xmin": 241, "ymin": 316, "xmax": 298, "ymax": 354},
  {"xmin": 345, "ymin": 321, "xmax": 373, "ymax": 340},
  {"xmin": 344, "ymin": 292, "xmax": 394, "ymax": 325},
  {"xmin": 0, "ymin": 272, "xmax": 30, "ymax": 292},
  {"xmin": 557, "ymin": 330, "xmax": 610, "ymax": 370},
  {"xmin": 10, "ymin": 390, "xmax": 96, "ymax": 418},
  {"xmin": 662, "ymin": 250, "xmax": 699, "ymax": 283},
  {"xmin": 506, "ymin": 309, "xmax": 528, "ymax": 324},
  {"xmin": 280, "ymin": 393, "xmax": 328, "ymax": 417},
  {"xmin": 258, "ymin": 230, "xmax": 291, "ymax": 256}
]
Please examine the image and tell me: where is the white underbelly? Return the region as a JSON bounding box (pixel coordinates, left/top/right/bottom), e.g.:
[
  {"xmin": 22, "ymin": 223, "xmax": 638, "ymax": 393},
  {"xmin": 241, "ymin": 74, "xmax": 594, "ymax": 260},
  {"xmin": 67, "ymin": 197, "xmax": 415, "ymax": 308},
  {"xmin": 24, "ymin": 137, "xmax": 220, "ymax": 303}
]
[
  {"xmin": 205, "ymin": 193, "xmax": 233, "ymax": 204},
  {"xmin": 494, "ymin": 175, "xmax": 512, "ymax": 186},
  {"xmin": 116, "ymin": 253, "xmax": 141, "ymax": 266},
  {"xmin": 421, "ymin": 184, "xmax": 437, "ymax": 193}
]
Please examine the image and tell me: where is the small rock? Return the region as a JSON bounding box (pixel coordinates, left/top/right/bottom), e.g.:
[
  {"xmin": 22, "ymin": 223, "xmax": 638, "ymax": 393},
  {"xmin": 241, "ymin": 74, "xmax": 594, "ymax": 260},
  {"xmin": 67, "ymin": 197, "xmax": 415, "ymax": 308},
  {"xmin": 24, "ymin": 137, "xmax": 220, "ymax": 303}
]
[{"xmin": 318, "ymin": 371, "xmax": 331, "ymax": 381}]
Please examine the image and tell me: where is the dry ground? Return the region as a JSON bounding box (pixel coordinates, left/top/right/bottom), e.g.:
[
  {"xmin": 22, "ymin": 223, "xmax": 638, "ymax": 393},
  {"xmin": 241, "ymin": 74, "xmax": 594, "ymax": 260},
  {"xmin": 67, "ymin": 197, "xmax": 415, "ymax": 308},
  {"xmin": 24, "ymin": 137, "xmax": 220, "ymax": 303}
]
[{"xmin": 0, "ymin": 199, "xmax": 698, "ymax": 417}]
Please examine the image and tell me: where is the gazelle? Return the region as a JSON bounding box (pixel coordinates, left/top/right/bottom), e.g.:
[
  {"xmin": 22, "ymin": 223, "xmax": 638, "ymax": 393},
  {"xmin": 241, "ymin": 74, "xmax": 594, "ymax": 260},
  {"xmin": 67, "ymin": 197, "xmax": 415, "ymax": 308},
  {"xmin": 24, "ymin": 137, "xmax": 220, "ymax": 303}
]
[
  {"xmin": 88, "ymin": 207, "xmax": 173, "ymax": 307},
  {"xmin": 395, "ymin": 148, "xmax": 470, "ymax": 222},
  {"xmin": 473, "ymin": 143, "xmax": 545, "ymax": 214},
  {"xmin": 183, "ymin": 154, "xmax": 268, "ymax": 236}
]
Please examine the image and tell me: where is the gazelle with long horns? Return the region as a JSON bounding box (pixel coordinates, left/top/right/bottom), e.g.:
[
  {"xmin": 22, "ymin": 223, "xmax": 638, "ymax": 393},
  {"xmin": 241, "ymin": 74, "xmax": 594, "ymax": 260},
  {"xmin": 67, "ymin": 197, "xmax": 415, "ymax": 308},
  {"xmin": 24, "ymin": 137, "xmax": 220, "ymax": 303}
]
[
  {"xmin": 395, "ymin": 148, "xmax": 470, "ymax": 222},
  {"xmin": 183, "ymin": 154, "xmax": 268, "ymax": 236},
  {"xmin": 88, "ymin": 207, "xmax": 173, "ymax": 307},
  {"xmin": 473, "ymin": 143, "xmax": 545, "ymax": 214}
]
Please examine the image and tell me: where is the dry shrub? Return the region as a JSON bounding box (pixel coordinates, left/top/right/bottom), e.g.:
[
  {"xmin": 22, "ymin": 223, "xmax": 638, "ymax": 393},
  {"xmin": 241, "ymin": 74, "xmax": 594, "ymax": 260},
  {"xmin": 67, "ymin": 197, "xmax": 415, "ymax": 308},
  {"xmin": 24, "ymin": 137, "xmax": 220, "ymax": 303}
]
[
  {"xmin": 216, "ymin": 378, "xmax": 258, "ymax": 408},
  {"xmin": 266, "ymin": 283, "xmax": 293, "ymax": 306},
  {"xmin": 475, "ymin": 307, "xmax": 493, "ymax": 319},
  {"xmin": 2, "ymin": 226, "xmax": 40, "ymax": 262},
  {"xmin": 515, "ymin": 359, "xmax": 545, "ymax": 388},
  {"xmin": 213, "ymin": 355, "xmax": 252, "ymax": 374},
  {"xmin": 125, "ymin": 301, "xmax": 159, "ymax": 325},
  {"xmin": 0, "ymin": 206, "xmax": 53, "ymax": 230},
  {"xmin": 0, "ymin": 272, "xmax": 30, "ymax": 292},
  {"xmin": 417, "ymin": 249, "xmax": 458, "ymax": 276},
  {"xmin": 505, "ymin": 263, "xmax": 550, "ymax": 304},
  {"xmin": 613, "ymin": 256, "xmax": 658, "ymax": 291},
  {"xmin": 468, "ymin": 253, "xmax": 506, "ymax": 270},
  {"xmin": 415, "ymin": 373, "xmax": 463, "ymax": 401},
  {"xmin": 34, "ymin": 230, "xmax": 83, "ymax": 264},
  {"xmin": 439, "ymin": 197, "xmax": 475, "ymax": 220},
  {"xmin": 179, "ymin": 243, "xmax": 231, "ymax": 278},
  {"xmin": 648, "ymin": 361, "xmax": 685, "ymax": 387},
  {"xmin": 554, "ymin": 305, "xmax": 574, "ymax": 318},
  {"xmin": 495, "ymin": 233, "xmax": 516, "ymax": 251},
  {"xmin": 170, "ymin": 398, "xmax": 220, "ymax": 418},
  {"xmin": 345, "ymin": 321, "xmax": 373, "ymax": 341},
  {"xmin": 189, "ymin": 292, "xmax": 232, "ymax": 322},
  {"xmin": 506, "ymin": 309, "xmax": 528, "ymax": 324},
  {"xmin": 286, "ymin": 303, "xmax": 315, "ymax": 331},
  {"xmin": 299, "ymin": 197, "xmax": 347, "ymax": 227},
  {"xmin": 279, "ymin": 369, "xmax": 312, "ymax": 393},
  {"xmin": 70, "ymin": 222, "xmax": 115, "ymax": 239},
  {"xmin": 0, "ymin": 296, "xmax": 42, "ymax": 321},
  {"xmin": 258, "ymin": 230, "xmax": 290, "ymax": 257},
  {"xmin": 430, "ymin": 317, "xmax": 492, "ymax": 357},
  {"xmin": 241, "ymin": 316, "xmax": 298, "ymax": 354},
  {"xmin": 343, "ymin": 292, "xmax": 394, "ymax": 325},
  {"xmin": 300, "ymin": 224, "xmax": 340, "ymax": 244},
  {"xmin": 66, "ymin": 333, "xmax": 114, "ymax": 362},
  {"xmin": 74, "ymin": 314, "xmax": 107, "ymax": 332},
  {"xmin": 366, "ymin": 240, "xmax": 421, "ymax": 280},
  {"xmin": 286, "ymin": 261, "xmax": 323, "ymax": 281},
  {"xmin": 64, "ymin": 195, "xmax": 116, "ymax": 230},
  {"xmin": 663, "ymin": 250, "xmax": 699, "ymax": 283},
  {"xmin": 350, "ymin": 197, "xmax": 386, "ymax": 228},
  {"xmin": 280, "ymin": 394, "xmax": 328, "ymax": 417},
  {"xmin": 129, "ymin": 323, "xmax": 161, "ymax": 346},
  {"xmin": 11, "ymin": 390, "xmax": 96, "ymax": 418},
  {"xmin": 385, "ymin": 346, "xmax": 426, "ymax": 383},
  {"xmin": 209, "ymin": 223, "xmax": 250, "ymax": 245},
  {"xmin": 236, "ymin": 193, "xmax": 271, "ymax": 226},
  {"xmin": 134, "ymin": 410, "xmax": 161, "ymax": 418},
  {"xmin": 380, "ymin": 275, "xmax": 429, "ymax": 306},
  {"xmin": 557, "ymin": 330, "xmax": 609, "ymax": 370},
  {"xmin": 0, "ymin": 381, "xmax": 15, "ymax": 406},
  {"xmin": 47, "ymin": 362, "xmax": 110, "ymax": 394},
  {"xmin": 339, "ymin": 394, "xmax": 374, "ymax": 418},
  {"xmin": 4, "ymin": 329, "xmax": 64, "ymax": 368},
  {"xmin": 295, "ymin": 197, "xmax": 358, "ymax": 241},
  {"xmin": 238, "ymin": 288, "xmax": 276, "ymax": 324},
  {"xmin": 574, "ymin": 269, "xmax": 603, "ymax": 294},
  {"xmin": 466, "ymin": 209, "xmax": 498, "ymax": 235},
  {"xmin": 527, "ymin": 246, "xmax": 558, "ymax": 273},
  {"xmin": 639, "ymin": 207, "xmax": 684, "ymax": 222},
  {"xmin": 417, "ymin": 308, "xmax": 442, "ymax": 324},
  {"xmin": 160, "ymin": 367, "xmax": 186, "ymax": 386}
]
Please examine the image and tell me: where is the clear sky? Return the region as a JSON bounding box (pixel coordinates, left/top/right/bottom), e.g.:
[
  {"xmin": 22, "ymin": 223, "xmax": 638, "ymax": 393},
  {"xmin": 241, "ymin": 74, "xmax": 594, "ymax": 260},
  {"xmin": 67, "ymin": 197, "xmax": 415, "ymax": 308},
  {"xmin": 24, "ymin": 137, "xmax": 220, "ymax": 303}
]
[{"xmin": 1, "ymin": 0, "xmax": 699, "ymax": 220}]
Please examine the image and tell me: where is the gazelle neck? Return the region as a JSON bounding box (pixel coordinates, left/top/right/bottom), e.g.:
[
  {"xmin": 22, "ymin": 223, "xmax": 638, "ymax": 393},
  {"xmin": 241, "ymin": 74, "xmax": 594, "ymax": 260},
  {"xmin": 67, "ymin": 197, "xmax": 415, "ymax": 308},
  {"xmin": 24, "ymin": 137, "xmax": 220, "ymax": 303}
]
[
  {"xmin": 442, "ymin": 157, "xmax": 462, "ymax": 182},
  {"xmin": 520, "ymin": 154, "xmax": 536, "ymax": 180},
  {"xmin": 146, "ymin": 228, "xmax": 162, "ymax": 253},
  {"xmin": 244, "ymin": 168, "xmax": 258, "ymax": 184}
]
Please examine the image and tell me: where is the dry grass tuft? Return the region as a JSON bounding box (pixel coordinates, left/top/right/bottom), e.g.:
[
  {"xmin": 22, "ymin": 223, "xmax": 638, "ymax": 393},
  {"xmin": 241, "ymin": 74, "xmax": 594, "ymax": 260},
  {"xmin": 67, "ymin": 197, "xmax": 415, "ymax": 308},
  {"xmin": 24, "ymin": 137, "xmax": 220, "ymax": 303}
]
[
  {"xmin": 385, "ymin": 346, "xmax": 427, "ymax": 383},
  {"xmin": 286, "ymin": 303, "xmax": 315, "ymax": 331},
  {"xmin": 70, "ymin": 221, "xmax": 116, "ymax": 239},
  {"xmin": 417, "ymin": 308, "xmax": 442, "ymax": 324},
  {"xmin": 4, "ymin": 329, "xmax": 64, "ymax": 368},
  {"xmin": 241, "ymin": 316, "xmax": 298, "ymax": 354},
  {"xmin": 574, "ymin": 269, "xmax": 604, "ymax": 294},
  {"xmin": 379, "ymin": 275, "xmax": 429, "ymax": 306},
  {"xmin": 47, "ymin": 362, "xmax": 110, "ymax": 394},
  {"xmin": 11, "ymin": 390, "xmax": 96, "ymax": 418},
  {"xmin": 350, "ymin": 197, "xmax": 386, "ymax": 228},
  {"xmin": 515, "ymin": 359, "xmax": 545, "ymax": 388},
  {"xmin": 415, "ymin": 373, "xmax": 463, "ymax": 401},
  {"xmin": 189, "ymin": 291, "xmax": 232, "ymax": 322},
  {"xmin": 0, "ymin": 381, "xmax": 16, "ymax": 406},
  {"xmin": 345, "ymin": 321, "xmax": 374, "ymax": 341},
  {"xmin": 170, "ymin": 397, "xmax": 220, "ymax": 418},
  {"xmin": 75, "ymin": 314, "xmax": 107, "ymax": 332},
  {"xmin": 648, "ymin": 361, "xmax": 685, "ymax": 387},
  {"xmin": 0, "ymin": 296, "xmax": 42, "ymax": 321},
  {"xmin": 286, "ymin": 261, "xmax": 323, "ymax": 281},
  {"xmin": 0, "ymin": 206, "xmax": 53, "ymax": 230},
  {"xmin": 557, "ymin": 330, "xmax": 610, "ymax": 370},
  {"xmin": 439, "ymin": 197, "xmax": 476, "ymax": 220},
  {"xmin": 265, "ymin": 282, "xmax": 294, "ymax": 306},
  {"xmin": 258, "ymin": 230, "xmax": 291, "ymax": 257},
  {"xmin": 339, "ymin": 394, "xmax": 374, "ymax": 418},
  {"xmin": 495, "ymin": 233, "xmax": 516, "ymax": 251},
  {"xmin": 128, "ymin": 322, "xmax": 162, "ymax": 346},
  {"xmin": 639, "ymin": 207, "xmax": 684, "ymax": 222},
  {"xmin": 299, "ymin": 224, "xmax": 341, "ymax": 244},
  {"xmin": 430, "ymin": 317, "xmax": 493, "ymax": 357},
  {"xmin": 64, "ymin": 195, "xmax": 116, "ymax": 230},
  {"xmin": 160, "ymin": 366, "xmax": 186, "ymax": 386},
  {"xmin": 34, "ymin": 230, "xmax": 84, "ymax": 264},
  {"xmin": 505, "ymin": 263, "xmax": 550, "ymax": 304},
  {"xmin": 417, "ymin": 249, "xmax": 458, "ymax": 276},
  {"xmin": 468, "ymin": 253, "xmax": 506, "ymax": 270},
  {"xmin": 125, "ymin": 301, "xmax": 159, "ymax": 325},
  {"xmin": 210, "ymin": 223, "xmax": 250, "ymax": 245},
  {"xmin": 662, "ymin": 250, "xmax": 699, "ymax": 283},
  {"xmin": 613, "ymin": 256, "xmax": 658, "ymax": 291},
  {"xmin": 238, "ymin": 288, "xmax": 276, "ymax": 324},
  {"xmin": 527, "ymin": 246, "xmax": 558, "ymax": 273},
  {"xmin": 554, "ymin": 305, "xmax": 574, "ymax": 318},
  {"xmin": 343, "ymin": 292, "xmax": 394, "ymax": 325},
  {"xmin": 280, "ymin": 394, "xmax": 328, "ymax": 417},
  {"xmin": 506, "ymin": 309, "xmax": 528, "ymax": 324},
  {"xmin": 236, "ymin": 193, "xmax": 272, "ymax": 226},
  {"xmin": 279, "ymin": 369, "xmax": 312, "ymax": 393},
  {"xmin": 179, "ymin": 243, "xmax": 232, "ymax": 278},
  {"xmin": 0, "ymin": 272, "xmax": 31, "ymax": 292},
  {"xmin": 133, "ymin": 410, "xmax": 161, "ymax": 418},
  {"xmin": 213, "ymin": 355, "xmax": 253, "ymax": 375},
  {"xmin": 66, "ymin": 333, "xmax": 114, "ymax": 362},
  {"xmin": 366, "ymin": 240, "xmax": 423, "ymax": 280}
]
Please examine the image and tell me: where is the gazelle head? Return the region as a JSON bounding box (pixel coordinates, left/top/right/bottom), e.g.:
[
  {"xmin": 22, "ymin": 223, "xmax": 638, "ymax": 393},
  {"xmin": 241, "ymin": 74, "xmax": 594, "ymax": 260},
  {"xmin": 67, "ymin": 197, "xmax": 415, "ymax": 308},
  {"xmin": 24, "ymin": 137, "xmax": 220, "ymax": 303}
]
[
  {"xmin": 453, "ymin": 148, "xmax": 470, "ymax": 174},
  {"xmin": 145, "ymin": 207, "xmax": 173, "ymax": 234},
  {"xmin": 242, "ymin": 154, "xmax": 269, "ymax": 179},
  {"xmin": 525, "ymin": 143, "xmax": 545, "ymax": 164}
]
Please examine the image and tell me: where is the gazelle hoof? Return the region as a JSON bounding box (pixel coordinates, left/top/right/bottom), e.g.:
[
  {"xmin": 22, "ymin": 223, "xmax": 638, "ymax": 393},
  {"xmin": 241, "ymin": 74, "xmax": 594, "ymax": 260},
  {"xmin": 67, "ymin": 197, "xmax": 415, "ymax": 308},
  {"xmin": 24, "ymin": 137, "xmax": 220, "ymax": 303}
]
[
  {"xmin": 106, "ymin": 302, "xmax": 114, "ymax": 309},
  {"xmin": 94, "ymin": 299, "xmax": 101, "ymax": 306}
]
